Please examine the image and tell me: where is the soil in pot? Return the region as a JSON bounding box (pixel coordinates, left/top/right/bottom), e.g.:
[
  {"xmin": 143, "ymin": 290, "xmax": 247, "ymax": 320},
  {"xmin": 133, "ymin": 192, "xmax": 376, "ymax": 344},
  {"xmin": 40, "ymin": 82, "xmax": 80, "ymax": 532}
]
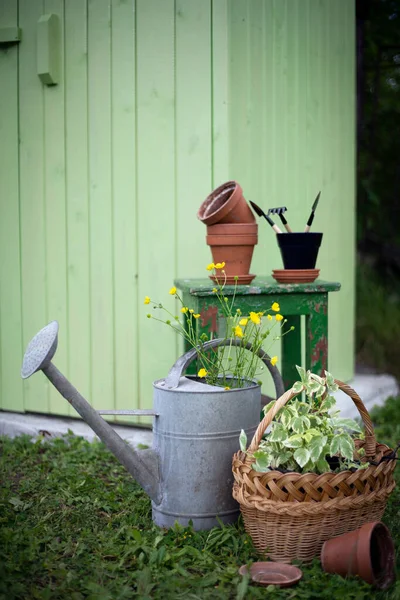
[{"xmin": 198, "ymin": 181, "xmax": 255, "ymax": 225}]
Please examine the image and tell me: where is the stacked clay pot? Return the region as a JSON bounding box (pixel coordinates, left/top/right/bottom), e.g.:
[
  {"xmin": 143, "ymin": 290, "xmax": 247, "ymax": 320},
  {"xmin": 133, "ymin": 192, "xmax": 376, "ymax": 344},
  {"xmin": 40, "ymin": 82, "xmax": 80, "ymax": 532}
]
[{"xmin": 197, "ymin": 181, "xmax": 257, "ymax": 284}]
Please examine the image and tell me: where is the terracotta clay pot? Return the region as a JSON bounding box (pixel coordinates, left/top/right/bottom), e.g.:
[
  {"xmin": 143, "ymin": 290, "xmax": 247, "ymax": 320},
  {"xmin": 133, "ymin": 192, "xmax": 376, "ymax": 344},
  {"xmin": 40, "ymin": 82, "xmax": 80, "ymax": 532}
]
[
  {"xmin": 197, "ymin": 181, "xmax": 255, "ymax": 225},
  {"xmin": 206, "ymin": 222, "xmax": 258, "ymax": 285},
  {"xmin": 321, "ymin": 522, "xmax": 395, "ymax": 590}
]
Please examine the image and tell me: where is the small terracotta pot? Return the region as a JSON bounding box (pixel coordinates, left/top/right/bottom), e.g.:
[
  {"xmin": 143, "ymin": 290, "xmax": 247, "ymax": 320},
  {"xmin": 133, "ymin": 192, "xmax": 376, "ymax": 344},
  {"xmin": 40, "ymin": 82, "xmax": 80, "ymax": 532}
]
[
  {"xmin": 321, "ymin": 522, "xmax": 395, "ymax": 590},
  {"xmin": 206, "ymin": 222, "xmax": 258, "ymax": 284},
  {"xmin": 197, "ymin": 181, "xmax": 255, "ymax": 225}
]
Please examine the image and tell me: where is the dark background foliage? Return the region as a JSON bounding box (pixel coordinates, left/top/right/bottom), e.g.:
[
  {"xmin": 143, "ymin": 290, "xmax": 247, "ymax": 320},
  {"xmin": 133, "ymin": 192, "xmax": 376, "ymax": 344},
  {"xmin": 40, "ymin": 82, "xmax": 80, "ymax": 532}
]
[{"xmin": 356, "ymin": 0, "xmax": 400, "ymax": 379}]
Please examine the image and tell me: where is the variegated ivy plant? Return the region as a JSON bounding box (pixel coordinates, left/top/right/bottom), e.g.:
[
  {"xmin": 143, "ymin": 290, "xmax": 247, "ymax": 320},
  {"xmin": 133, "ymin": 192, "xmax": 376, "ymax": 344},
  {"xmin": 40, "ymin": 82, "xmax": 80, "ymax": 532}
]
[{"xmin": 239, "ymin": 366, "xmax": 367, "ymax": 474}]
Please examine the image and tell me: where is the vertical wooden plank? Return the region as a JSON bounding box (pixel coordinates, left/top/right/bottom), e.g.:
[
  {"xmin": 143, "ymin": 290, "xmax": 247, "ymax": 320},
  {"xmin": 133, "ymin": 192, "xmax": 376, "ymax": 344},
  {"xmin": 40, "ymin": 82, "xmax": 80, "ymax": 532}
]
[
  {"xmin": 136, "ymin": 0, "xmax": 176, "ymax": 409},
  {"xmin": 87, "ymin": 0, "xmax": 114, "ymax": 411},
  {"xmin": 228, "ymin": 0, "xmax": 251, "ymax": 185},
  {"xmin": 19, "ymin": 0, "xmax": 49, "ymax": 413},
  {"xmin": 65, "ymin": 0, "xmax": 91, "ymax": 412},
  {"xmin": 212, "ymin": 0, "xmax": 229, "ymax": 186},
  {"xmin": 44, "ymin": 0, "xmax": 69, "ymax": 414},
  {"xmin": 111, "ymin": 0, "xmax": 139, "ymax": 413},
  {"xmin": 321, "ymin": 0, "xmax": 355, "ymax": 380},
  {"xmin": 175, "ymin": 0, "xmax": 212, "ymax": 278},
  {"xmin": 0, "ymin": 0, "xmax": 24, "ymax": 411}
]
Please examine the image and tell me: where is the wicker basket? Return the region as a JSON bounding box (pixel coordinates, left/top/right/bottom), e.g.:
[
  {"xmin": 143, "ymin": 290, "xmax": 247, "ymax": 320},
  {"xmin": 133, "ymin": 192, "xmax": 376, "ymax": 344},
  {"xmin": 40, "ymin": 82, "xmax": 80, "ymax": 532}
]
[{"xmin": 232, "ymin": 379, "xmax": 397, "ymax": 563}]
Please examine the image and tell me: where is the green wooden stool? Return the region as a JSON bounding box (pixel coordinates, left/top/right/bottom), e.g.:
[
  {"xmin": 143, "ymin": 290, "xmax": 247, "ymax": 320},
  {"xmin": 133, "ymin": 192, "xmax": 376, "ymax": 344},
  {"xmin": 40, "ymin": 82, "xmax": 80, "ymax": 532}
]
[{"xmin": 174, "ymin": 277, "xmax": 340, "ymax": 389}]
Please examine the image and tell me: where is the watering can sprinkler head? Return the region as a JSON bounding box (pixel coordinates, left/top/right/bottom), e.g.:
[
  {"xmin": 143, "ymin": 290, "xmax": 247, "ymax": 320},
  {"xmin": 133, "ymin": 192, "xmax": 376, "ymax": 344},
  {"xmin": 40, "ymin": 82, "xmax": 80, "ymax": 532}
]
[{"xmin": 21, "ymin": 321, "xmax": 59, "ymax": 379}]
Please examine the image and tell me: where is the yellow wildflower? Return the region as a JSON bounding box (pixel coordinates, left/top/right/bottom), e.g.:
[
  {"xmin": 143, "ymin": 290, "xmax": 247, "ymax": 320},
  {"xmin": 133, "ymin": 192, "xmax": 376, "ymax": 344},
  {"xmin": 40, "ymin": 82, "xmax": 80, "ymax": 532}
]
[
  {"xmin": 144, "ymin": 296, "xmax": 151, "ymax": 305},
  {"xmin": 239, "ymin": 318, "xmax": 248, "ymax": 326},
  {"xmin": 206, "ymin": 263, "xmax": 215, "ymax": 271},
  {"xmin": 212, "ymin": 288, "xmax": 217, "ymax": 293},
  {"xmin": 224, "ymin": 386, "xmax": 231, "ymax": 390},
  {"xmin": 267, "ymin": 314, "xmax": 273, "ymax": 321},
  {"xmin": 198, "ymin": 368, "xmax": 208, "ymax": 378},
  {"xmin": 189, "ymin": 309, "xmax": 194, "ymax": 313},
  {"xmin": 215, "ymin": 262, "xmax": 225, "ymax": 270},
  {"xmin": 234, "ymin": 325, "xmax": 244, "ymax": 338},
  {"xmin": 271, "ymin": 302, "xmax": 280, "ymax": 312},
  {"xmin": 270, "ymin": 356, "xmax": 278, "ymax": 367},
  {"xmin": 249, "ymin": 312, "xmax": 261, "ymax": 325},
  {"xmin": 275, "ymin": 314, "xmax": 284, "ymax": 321},
  {"xmin": 193, "ymin": 313, "xmax": 201, "ymax": 319},
  {"xmin": 169, "ymin": 286, "xmax": 177, "ymax": 295},
  {"xmin": 181, "ymin": 307, "xmax": 189, "ymax": 314},
  {"xmin": 258, "ymin": 311, "xmax": 264, "ymax": 317}
]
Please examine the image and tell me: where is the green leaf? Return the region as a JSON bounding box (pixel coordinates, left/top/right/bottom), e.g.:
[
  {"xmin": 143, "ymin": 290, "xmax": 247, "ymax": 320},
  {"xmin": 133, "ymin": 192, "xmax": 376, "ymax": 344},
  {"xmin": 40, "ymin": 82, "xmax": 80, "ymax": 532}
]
[
  {"xmin": 284, "ymin": 435, "xmax": 303, "ymax": 448},
  {"xmin": 338, "ymin": 435, "xmax": 355, "ymax": 461},
  {"xmin": 308, "ymin": 381, "xmax": 325, "ymax": 397},
  {"xmin": 310, "ymin": 373, "xmax": 325, "ymax": 385},
  {"xmin": 291, "ymin": 415, "xmax": 310, "ymax": 434},
  {"xmin": 291, "ymin": 381, "xmax": 304, "ymax": 394},
  {"xmin": 316, "ymin": 456, "xmax": 330, "ymax": 473},
  {"xmin": 273, "ymin": 451, "xmax": 292, "ymax": 468},
  {"xmin": 297, "ymin": 402, "xmax": 311, "ymax": 415},
  {"xmin": 309, "ymin": 436, "xmax": 327, "ymax": 462},
  {"xmin": 262, "ymin": 400, "xmax": 276, "ymax": 415},
  {"xmin": 330, "ymin": 436, "xmax": 341, "ymax": 455},
  {"xmin": 320, "ymin": 395, "xmax": 336, "ymax": 412},
  {"xmin": 331, "ymin": 418, "xmax": 362, "ymax": 433},
  {"xmin": 239, "ymin": 429, "xmax": 247, "ymax": 452},
  {"xmin": 252, "ymin": 458, "xmax": 270, "ymax": 473},
  {"xmin": 295, "ymin": 365, "xmax": 307, "ymax": 383},
  {"xmin": 269, "ymin": 424, "xmax": 287, "ymax": 442},
  {"xmin": 280, "ymin": 408, "xmax": 292, "ymax": 427},
  {"xmin": 294, "ymin": 448, "xmax": 311, "ymax": 468},
  {"xmin": 324, "ymin": 371, "xmax": 339, "ymax": 392}
]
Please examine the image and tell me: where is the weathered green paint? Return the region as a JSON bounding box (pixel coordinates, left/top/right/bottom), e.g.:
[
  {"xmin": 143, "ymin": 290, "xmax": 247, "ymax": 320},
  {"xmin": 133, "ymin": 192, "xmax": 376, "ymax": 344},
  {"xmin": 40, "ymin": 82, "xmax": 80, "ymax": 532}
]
[
  {"xmin": 0, "ymin": 0, "xmax": 355, "ymax": 418},
  {"xmin": 175, "ymin": 278, "xmax": 340, "ymax": 390}
]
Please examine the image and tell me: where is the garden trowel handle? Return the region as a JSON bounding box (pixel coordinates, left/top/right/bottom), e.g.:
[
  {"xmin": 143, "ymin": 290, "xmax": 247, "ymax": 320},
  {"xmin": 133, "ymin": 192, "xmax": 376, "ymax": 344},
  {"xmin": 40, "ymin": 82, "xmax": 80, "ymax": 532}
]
[{"xmin": 164, "ymin": 338, "xmax": 285, "ymax": 398}]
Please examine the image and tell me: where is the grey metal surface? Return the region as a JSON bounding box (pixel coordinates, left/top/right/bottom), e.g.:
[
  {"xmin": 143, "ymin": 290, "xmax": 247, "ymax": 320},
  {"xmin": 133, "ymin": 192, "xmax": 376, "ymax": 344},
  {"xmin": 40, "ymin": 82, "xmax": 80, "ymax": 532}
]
[
  {"xmin": 21, "ymin": 321, "xmax": 59, "ymax": 378},
  {"xmin": 152, "ymin": 375, "xmax": 261, "ymax": 529},
  {"xmin": 164, "ymin": 337, "xmax": 285, "ymax": 398}
]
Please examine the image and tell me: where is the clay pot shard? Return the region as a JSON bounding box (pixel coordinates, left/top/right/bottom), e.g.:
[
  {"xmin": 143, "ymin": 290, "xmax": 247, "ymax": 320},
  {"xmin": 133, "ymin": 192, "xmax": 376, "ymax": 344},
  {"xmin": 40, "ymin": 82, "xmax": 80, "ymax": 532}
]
[
  {"xmin": 197, "ymin": 181, "xmax": 255, "ymax": 225},
  {"xmin": 321, "ymin": 522, "xmax": 396, "ymax": 590}
]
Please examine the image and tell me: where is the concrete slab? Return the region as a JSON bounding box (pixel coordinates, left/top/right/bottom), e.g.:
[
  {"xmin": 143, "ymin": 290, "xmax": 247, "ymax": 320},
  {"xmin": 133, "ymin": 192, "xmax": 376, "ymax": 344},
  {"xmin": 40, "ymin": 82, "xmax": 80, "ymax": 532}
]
[
  {"xmin": 0, "ymin": 410, "xmax": 152, "ymax": 447},
  {"xmin": 0, "ymin": 373, "xmax": 398, "ymax": 444},
  {"xmin": 333, "ymin": 373, "xmax": 399, "ymax": 419}
]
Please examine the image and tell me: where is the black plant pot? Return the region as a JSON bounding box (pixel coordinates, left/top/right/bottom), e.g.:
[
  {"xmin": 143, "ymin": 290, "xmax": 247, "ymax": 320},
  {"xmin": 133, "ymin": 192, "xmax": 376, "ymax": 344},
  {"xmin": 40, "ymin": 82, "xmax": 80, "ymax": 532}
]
[{"xmin": 277, "ymin": 232, "xmax": 323, "ymax": 269}]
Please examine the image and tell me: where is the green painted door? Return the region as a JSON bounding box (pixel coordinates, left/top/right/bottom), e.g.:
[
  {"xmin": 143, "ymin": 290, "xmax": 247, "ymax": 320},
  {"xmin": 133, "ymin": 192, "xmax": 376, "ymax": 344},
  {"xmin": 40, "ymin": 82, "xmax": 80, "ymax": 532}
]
[{"xmin": 0, "ymin": 0, "xmax": 355, "ymax": 419}]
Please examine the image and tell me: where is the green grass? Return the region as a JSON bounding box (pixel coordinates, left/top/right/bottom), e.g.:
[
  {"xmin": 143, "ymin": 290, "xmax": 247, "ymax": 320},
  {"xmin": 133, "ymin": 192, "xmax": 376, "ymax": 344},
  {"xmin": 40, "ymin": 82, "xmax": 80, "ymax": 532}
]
[{"xmin": 1, "ymin": 400, "xmax": 399, "ymax": 600}]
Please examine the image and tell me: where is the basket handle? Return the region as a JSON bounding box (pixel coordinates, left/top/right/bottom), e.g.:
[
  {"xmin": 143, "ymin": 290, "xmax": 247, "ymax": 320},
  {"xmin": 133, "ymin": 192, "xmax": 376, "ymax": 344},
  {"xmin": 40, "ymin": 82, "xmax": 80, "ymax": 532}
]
[{"xmin": 247, "ymin": 378, "xmax": 377, "ymax": 459}]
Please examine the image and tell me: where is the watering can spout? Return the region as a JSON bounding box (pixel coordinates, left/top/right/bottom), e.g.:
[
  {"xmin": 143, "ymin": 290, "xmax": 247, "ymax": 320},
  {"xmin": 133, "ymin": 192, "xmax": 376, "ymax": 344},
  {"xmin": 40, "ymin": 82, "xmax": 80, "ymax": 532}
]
[{"xmin": 21, "ymin": 322, "xmax": 162, "ymax": 504}]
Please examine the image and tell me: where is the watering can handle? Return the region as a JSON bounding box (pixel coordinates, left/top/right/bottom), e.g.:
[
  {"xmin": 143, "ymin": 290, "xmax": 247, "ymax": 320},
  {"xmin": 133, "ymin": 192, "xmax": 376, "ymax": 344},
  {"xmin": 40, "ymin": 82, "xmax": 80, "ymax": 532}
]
[{"xmin": 164, "ymin": 338, "xmax": 285, "ymax": 398}]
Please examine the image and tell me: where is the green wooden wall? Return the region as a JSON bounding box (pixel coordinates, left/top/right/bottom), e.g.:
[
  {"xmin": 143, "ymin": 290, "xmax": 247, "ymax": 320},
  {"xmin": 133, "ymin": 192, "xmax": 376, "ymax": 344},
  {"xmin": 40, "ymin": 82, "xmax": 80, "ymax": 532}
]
[{"xmin": 0, "ymin": 0, "xmax": 355, "ymax": 420}]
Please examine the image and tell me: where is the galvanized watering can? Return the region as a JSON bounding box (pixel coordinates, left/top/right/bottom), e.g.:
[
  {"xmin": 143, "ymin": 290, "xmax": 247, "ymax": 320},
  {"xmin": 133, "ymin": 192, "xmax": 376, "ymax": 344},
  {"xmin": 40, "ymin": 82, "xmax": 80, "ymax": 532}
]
[{"xmin": 21, "ymin": 322, "xmax": 284, "ymax": 530}]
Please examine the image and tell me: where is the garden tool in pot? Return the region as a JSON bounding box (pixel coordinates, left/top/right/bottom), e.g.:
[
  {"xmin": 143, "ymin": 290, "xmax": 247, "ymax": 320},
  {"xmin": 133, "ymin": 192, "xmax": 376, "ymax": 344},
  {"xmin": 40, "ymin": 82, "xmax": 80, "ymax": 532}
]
[
  {"xmin": 267, "ymin": 207, "xmax": 292, "ymax": 233},
  {"xmin": 21, "ymin": 322, "xmax": 284, "ymax": 530}
]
